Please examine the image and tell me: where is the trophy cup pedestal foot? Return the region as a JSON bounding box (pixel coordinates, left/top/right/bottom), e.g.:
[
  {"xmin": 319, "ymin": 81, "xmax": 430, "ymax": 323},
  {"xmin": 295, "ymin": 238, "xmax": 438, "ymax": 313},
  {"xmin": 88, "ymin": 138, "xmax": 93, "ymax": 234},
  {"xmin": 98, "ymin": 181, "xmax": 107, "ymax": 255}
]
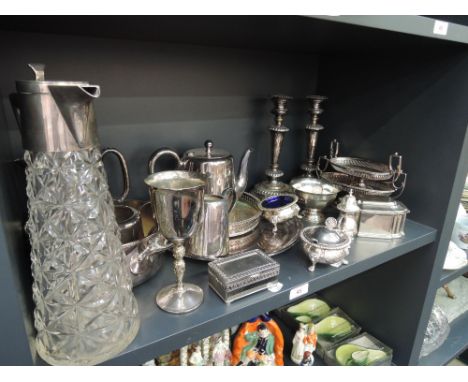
[{"xmin": 156, "ymin": 283, "xmax": 204, "ymax": 314}]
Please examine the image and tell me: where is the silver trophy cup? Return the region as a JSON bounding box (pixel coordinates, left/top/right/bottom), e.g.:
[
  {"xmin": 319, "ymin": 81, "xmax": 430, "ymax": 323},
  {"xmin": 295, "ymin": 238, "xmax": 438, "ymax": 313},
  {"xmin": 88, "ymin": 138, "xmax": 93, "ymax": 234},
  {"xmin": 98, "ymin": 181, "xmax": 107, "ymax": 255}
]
[{"xmin": 145, "ymin": 170, "xmax": 206, "ymax": 314}]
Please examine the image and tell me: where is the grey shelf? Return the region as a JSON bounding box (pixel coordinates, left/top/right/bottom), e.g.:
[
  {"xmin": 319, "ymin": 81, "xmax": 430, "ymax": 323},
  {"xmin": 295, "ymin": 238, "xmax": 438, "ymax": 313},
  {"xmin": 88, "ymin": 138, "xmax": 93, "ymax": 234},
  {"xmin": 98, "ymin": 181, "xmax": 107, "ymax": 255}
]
[
  {"xmin": 440, "ymin": 261, "xmax": 468, "ymax": 286},
  {"xmin": 90, "ymin": 219, "xmax": 435, "ymax": 366},
  {"xmin": 419, "ymin": 311, "xmax": 468, "ymax": 365}
]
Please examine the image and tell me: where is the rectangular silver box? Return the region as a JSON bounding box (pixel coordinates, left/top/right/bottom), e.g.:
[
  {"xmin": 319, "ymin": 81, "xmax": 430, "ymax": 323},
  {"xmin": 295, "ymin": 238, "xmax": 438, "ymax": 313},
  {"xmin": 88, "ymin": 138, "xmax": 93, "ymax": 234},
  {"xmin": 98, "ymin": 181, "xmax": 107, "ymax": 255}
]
[
  {"xmin": 358, "ymin": 200, "xmax": 409, "ymax": 239},
  {"xmin": 208, "ymin": 249, "xmax": 280, "ymax": 303}
]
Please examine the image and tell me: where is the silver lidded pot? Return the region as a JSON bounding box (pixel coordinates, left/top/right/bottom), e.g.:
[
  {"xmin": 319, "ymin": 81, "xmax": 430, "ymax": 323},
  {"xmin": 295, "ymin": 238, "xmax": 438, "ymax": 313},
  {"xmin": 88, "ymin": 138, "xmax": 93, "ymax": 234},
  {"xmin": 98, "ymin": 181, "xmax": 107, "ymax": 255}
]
[{"xmin": 300, "ymin": 217, "xmax": 351, "ymax": 272}]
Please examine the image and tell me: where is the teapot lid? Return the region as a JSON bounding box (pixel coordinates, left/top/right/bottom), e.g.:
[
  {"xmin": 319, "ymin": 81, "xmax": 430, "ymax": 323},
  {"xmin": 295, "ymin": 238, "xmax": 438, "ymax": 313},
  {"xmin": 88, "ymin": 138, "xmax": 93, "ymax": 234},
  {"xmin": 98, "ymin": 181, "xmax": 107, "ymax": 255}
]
[
  {"xmin": 301, "ymin": 217, "xmax": 350, "ymax": 248},
  {"xmin": 186, "ymin": 140, "xmax": 231, "ymax": 161}
]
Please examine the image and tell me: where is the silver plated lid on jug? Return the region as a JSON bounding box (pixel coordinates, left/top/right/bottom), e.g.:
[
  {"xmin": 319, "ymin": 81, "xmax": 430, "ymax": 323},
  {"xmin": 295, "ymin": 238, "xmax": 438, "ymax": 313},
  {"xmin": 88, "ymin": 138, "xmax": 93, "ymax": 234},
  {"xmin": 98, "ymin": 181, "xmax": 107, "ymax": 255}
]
[{"xmin": 13, "ymin": 63, "xmax": 100, "ymax": 152}]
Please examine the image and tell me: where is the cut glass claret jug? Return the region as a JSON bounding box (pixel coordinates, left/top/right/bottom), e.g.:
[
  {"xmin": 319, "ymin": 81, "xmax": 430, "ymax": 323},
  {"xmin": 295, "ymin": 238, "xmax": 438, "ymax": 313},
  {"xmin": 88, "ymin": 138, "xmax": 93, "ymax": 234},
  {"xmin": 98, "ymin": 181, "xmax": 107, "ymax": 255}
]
[{"xmin": 11, "ymin": 64, "xmax": 140, "ymax": 365}]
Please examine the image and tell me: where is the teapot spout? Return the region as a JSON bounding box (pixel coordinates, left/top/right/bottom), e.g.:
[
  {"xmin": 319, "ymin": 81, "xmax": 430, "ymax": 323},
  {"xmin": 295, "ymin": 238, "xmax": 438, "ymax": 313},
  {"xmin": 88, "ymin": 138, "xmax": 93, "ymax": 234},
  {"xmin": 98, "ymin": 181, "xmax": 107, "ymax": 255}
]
[{"xmin": 234, "ymin": 148, "xmax": 253, "ymax": 202}]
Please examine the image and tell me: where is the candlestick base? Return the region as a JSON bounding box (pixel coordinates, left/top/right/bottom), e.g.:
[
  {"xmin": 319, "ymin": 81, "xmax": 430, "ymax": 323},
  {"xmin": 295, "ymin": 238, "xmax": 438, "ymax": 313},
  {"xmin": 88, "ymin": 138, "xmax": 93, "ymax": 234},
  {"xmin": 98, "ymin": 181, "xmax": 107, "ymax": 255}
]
[{"xmin": 253, "ymin": 179, "xmax": 293, "ymax": 199}]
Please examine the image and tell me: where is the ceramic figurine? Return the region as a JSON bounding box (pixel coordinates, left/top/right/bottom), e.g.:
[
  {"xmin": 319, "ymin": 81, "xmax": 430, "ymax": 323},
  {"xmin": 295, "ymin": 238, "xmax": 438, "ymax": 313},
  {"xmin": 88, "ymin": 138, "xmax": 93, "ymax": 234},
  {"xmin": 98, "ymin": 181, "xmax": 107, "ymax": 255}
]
[
  {"xmin": 291, "ymin": 323, "xmax": 307, "ymax": 364},
  {"xmin": 212, "ymin": 335, "xmax": 232, "ymax": 366},
  {"xmin": 189, "ymin": 345, "xmax": 205, "ymax": 366},
  {"xmin": 300, "ymin": 324, "xmax": 317, "ymax": 366},
  {"xmin": 232, "ymin": 314, "xmax": 284, "ymax": 366},
  {"xmin": 180, "ymin": 345, "xmax": 189, "ymax": 366},
  {"xmin": 202, "ymin": 337, "xmax": 211, "ymax": 364}
]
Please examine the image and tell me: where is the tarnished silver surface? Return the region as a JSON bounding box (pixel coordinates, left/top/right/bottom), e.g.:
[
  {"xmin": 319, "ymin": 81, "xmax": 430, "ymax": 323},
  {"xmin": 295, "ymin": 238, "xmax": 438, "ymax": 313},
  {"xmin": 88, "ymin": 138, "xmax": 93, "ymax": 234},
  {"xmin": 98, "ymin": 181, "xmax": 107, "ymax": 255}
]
[
  {"xmin": 321, "ymin": 171, "xmax": 407, "ymax": 200},
  {"xmin": 115, "ymin": 204, "xmax": 142, "ymax": 244},
  {"xmin": 301, "ymin": 95, "xmax": 327, "ymax": 177},
  {"xmin": 258, "ymin": 218, "xmax": 301, "ymax": 256},
  {"xmin": 208, "ymin": 249, "xmax": 280, "ymax": 303},
  {"xmin": 253, "ymin": 95, "xmax": 292, "ymax": 198},
  {"xmin": 253, "ymin": 179, "xmax": 293, "ymax": 198},
  {"xmin": 229, "ymin": 218, "xmax": 300, "ymax": 257},
  {"xmin": 145, "ymin": 170, "xmax": 206, "ymax": 314},
  {"xmin": 258, "ymin": 194, "xmax": 300, "ymax": 233},
  {"xmin": 229, "ymin": 227, "xmax": 260, "ymax": 254},
  {"xmin": 102, "ymin": 148, "xmax": 130, "ymax": 203},
  {"xmin": 115, "ymin": 200, "xmax": 170, "ymax": 287},
  {"xmin": 13, "ymin": 63, "xmax": 100, "ymax": 152},
  {"xmin": 188, "ymin": 194, "xmax": 229, "ymax": 261},
  {"xmin": 148, "ymin": 140, "xmax": 252, "ymax": 210},
  {"xmin": 126, "ymin": 232, "xmax": 171, "ymax": 287},
  {"xmin": 228, "ymin": 192, "xmax": 262, "ymax": 237},
  {"xmin": 291, "ymin": 176, "xmax": 339, "ymax": 225},
  {"xmin": 300, "ymin": 217, "xmax": 351, "ymax": 272},
  {"xmin": 329, "ymin": 156, "xmax": 395, "ymax": 181},
  {"xmin": 337, "ymin": 191, "xmax": 360, "ymax": 239},
  {"xmin": 357, "ymin": 200, "xmax": 409, "ymax": 239}
]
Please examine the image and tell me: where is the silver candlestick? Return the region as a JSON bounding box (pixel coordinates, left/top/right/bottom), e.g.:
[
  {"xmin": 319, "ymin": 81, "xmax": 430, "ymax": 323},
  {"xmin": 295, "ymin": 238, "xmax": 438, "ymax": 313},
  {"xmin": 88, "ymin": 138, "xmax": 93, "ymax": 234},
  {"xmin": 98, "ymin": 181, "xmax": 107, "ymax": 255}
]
[
  {"xmin": 253, "ymin": 94, "xmax": 293, "ymax": 198},
  {"xmin": 301, "ymin": 95, "xmax": 327, "ymax": 177}
]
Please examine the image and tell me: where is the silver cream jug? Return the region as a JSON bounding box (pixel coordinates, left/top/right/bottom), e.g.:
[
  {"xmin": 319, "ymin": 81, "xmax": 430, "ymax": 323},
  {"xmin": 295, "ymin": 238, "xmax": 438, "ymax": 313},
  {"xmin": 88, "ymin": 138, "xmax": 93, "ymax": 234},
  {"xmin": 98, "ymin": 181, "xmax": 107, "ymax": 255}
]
[{"xmin": 12, "ymin": 64, "xmax": 139, "ymax": 365}]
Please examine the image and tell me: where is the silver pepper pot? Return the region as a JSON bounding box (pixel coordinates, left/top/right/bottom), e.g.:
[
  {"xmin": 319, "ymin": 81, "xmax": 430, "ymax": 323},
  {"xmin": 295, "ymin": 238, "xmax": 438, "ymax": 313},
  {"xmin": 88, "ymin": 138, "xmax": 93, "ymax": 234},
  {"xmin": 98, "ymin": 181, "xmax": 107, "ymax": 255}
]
[{"xmin": 337, "ymin": 190, "xmax": 361, "ymax": 239}]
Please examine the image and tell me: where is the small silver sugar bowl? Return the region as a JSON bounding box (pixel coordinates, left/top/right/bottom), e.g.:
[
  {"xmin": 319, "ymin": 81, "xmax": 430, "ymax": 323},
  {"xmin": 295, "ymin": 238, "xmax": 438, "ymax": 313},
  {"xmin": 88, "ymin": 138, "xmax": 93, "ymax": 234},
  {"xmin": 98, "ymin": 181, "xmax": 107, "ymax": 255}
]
[
  {"xmin": 300, "ymin": 217, "xmax": 351, "ymax": 272},
  {"xmin": 258, "ymin": 193, "xmax": 300, "ymax": 233},
  {"xmin": 337, "ymin": 190, "xmax": 361, "ymax": 239}
]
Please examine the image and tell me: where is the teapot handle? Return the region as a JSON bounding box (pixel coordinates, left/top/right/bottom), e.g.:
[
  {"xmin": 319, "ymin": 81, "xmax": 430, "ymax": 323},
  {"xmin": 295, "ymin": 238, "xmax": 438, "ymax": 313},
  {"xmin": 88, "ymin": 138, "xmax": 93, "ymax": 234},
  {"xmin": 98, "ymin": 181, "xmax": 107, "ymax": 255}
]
[
  {"xmin": 148, "ymin": 148, "xmax": 183, "ymax": 174},
  {"xmin": 102, "ymin": 148, "xmax": 130, "ymax": 203}
]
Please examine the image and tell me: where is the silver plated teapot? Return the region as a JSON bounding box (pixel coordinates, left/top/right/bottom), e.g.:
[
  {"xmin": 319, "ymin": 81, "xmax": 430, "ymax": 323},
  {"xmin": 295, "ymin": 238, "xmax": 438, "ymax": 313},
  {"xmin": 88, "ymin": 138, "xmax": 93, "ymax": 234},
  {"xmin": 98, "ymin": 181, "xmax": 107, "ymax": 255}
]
[{"xmin": 148, "ymin": 140, "xmax": 252, "ymax": 210}]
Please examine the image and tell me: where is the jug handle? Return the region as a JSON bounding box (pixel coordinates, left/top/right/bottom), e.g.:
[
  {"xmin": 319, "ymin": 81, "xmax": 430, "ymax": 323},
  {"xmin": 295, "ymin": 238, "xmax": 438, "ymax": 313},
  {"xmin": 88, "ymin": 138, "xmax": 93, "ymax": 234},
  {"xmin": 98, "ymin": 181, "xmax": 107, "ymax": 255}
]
[
  {"xmin": 102, "ymin": 148, "xmax": 130, "ymax": 203},
  {"xmin": 9, "ymin": 94, "xmax": 22, "ymax": 129},
  {"xmin": 147, "ymin": 148, "xmax": 183, "ymax": 174}
]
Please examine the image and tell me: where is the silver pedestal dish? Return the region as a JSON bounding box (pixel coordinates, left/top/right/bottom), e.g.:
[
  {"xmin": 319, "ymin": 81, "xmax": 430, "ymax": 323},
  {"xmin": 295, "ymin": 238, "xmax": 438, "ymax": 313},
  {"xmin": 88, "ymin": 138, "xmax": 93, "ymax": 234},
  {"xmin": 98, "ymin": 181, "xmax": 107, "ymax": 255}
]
[
  {"xmin": 300, "ymin": 217, "xmax": 351, "ymax": 272},
  {"xmin": 290, "ymin": 177, "xmax": 339, "ymax": 225}
]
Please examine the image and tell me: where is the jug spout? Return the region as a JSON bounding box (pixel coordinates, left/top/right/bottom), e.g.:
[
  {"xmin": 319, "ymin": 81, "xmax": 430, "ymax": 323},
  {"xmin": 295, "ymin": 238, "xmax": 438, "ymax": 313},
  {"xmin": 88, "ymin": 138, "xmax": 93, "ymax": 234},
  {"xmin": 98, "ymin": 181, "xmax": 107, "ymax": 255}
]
[
  {"xmin": 234, "ymin": 148, "xmax": 253, "ymax": 203},
  {"xmin": 14, "ymin": 64, "xmax": 101, "ymax": 152}
]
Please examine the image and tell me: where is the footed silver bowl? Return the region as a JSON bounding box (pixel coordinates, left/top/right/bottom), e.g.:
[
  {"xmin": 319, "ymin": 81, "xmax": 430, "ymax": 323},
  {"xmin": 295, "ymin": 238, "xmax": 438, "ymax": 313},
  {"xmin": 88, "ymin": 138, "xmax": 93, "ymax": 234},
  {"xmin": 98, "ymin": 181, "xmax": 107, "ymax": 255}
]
[{"xmin": 290, "ymin": 177, "xmax": 339, "ymax": 225}]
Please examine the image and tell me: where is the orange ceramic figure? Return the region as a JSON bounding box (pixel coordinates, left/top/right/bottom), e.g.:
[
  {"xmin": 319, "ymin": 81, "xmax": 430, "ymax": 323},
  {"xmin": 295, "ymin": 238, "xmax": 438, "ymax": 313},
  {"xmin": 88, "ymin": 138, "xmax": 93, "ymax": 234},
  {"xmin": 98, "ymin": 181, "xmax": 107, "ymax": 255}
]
[{"xmin": 231, "ymin": 315, "xmax": 284, "ymax": 366}]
